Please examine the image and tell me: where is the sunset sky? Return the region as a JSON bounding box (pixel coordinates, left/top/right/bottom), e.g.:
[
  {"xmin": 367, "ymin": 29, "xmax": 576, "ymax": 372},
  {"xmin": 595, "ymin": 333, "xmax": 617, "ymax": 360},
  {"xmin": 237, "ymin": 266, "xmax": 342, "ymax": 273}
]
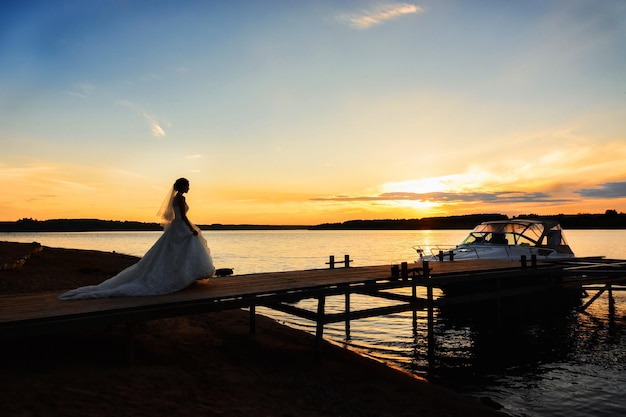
[{"xmin": 1, "ymin": 0, "xmax": 625, "ymax": 225}]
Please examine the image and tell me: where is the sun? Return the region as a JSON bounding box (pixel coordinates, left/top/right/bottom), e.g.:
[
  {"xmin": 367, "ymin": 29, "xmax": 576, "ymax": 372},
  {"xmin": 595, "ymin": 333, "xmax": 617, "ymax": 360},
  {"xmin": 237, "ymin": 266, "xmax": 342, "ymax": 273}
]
[{"xmin": 381, "ymin": 176, "xmax": 456, "ymax": 195}]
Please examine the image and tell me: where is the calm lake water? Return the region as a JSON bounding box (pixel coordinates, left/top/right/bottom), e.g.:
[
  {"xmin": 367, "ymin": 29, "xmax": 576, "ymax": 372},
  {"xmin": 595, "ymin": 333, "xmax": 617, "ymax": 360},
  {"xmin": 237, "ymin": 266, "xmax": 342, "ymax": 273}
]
[{"xmin": 2, "ymin": 229, "xmax": 625, "ymax": 417}]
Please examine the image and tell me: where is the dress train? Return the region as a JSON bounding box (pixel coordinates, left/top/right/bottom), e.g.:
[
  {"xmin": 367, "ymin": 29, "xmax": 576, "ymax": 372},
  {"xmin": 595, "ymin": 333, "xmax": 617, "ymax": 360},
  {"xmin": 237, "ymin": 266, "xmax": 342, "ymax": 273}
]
[{"xmin": 59, "ymin": 205, "xmax": 215, "ymax": 300}]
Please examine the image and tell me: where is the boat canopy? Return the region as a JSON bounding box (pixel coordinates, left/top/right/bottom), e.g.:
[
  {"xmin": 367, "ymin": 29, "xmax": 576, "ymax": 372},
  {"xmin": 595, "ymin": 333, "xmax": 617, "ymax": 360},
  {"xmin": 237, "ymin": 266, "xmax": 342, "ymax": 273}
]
[{"xmin": 460, "ymin": 219, "xmax": 571, "ymax": 250}]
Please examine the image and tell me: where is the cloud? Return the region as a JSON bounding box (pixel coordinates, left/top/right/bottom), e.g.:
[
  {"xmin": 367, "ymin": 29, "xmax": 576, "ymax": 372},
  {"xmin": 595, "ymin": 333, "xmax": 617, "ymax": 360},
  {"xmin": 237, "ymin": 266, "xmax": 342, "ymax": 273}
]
[
  {"xmin": 312, "ymin": 191, "xmax": 567, "ymax": 204},
  {"xmin": 337, "ymin": 2, "xmax": 423, "ymax": 29},
  {"xmin": 48, "ymin": 178, "xmax": 94, "ymax": 191},
  {"xmin": 116, "ymin": 101, "xmax": 168, "ymax": 137},
  {"xmin": 186, "ymin": 154, "xmax": 203, "ymax": 160},
  {"xmin": 142, "ymin": 112, "xmax": 166, "ymax": 137},
  {"xmin": 66, "ymin": 83, "xmax": 95, "ymax": 99},
  {"xmin": 578, "ymin": 181, "xmax": 626, "ymax": 198}
]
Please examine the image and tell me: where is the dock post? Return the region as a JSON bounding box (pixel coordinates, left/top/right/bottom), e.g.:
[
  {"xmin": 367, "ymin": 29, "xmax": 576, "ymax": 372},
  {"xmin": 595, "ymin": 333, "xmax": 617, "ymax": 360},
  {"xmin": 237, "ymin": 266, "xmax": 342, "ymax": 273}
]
[
  {"xmin": 521, "ymin": 255, "xmax": 527, "ymax": 269},
  {"xmin": 411, "ymin": 272, "xmax": 418, "ymax": 325},
  {"xmin": 448, "ymin": 250, "xmax": 454, "ymax": 261},
  {"xmin": 249, "ymin": 305, "xmax": 256, "ymax": 334},
  {"xmin": 345, "ymin": 292, "xmax": 351, "ymax": 339},
  {"xmin": 438, "ymin": 250, "xmax": 444, "ymax": 261},
  {"xmin": 426, "ymin": 282, "xmax": 435, "ymax": 362},
  {"xmin": 422, "ymin": 260, "xmax": 434, "ymax": 360},
  {"xmin": 401, "ymin": 262, "xmax": 408, "ymax": 280},
  {"xmin": 531, "ymin": 254, "xmax": 537, "ymax": 268},
  {"xmin": 391, "ymin": 264, "xmax": 400, "ymax": 279},
  {"xmin": 327, "ymin": 254, "xmax": 351, "ymax": 268},
  {"xmin": 609, "ymin": 284, "xmax": 615, "ymax": 318},
  {"xmin": 315, "ymin": 295, "xmax": 326, "ymax": 352}
]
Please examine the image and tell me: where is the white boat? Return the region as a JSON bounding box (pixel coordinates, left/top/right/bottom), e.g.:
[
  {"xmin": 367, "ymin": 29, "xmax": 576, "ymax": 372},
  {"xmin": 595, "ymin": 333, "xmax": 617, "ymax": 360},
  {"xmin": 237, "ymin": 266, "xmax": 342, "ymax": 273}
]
[{"xmin": 416, "ymin": 219, "xmax": 575, "ymax": 262}]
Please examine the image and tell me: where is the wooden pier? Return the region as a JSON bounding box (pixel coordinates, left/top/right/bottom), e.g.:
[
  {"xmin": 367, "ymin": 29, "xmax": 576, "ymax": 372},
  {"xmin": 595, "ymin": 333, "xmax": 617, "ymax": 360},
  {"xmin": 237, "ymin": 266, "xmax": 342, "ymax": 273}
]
[{"xmin": 2, "ymin": 256, "xmax": 625, "ymax": 355}]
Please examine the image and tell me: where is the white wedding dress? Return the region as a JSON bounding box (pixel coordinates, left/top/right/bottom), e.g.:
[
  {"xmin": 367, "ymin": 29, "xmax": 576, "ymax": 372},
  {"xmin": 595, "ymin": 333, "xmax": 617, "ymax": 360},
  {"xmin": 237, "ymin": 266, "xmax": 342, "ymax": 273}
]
[{"xmin": 59, "ymin": 204, "xmax": 215, "ymax": 300}]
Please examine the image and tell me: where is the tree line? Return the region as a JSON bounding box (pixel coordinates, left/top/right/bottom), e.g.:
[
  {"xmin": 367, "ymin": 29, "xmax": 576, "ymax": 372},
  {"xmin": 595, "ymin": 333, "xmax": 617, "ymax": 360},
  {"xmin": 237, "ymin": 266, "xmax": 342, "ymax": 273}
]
[
  {"xmin": 309, "ymin": 210, "xmax": 626, "ymax": 230},
  {"xmin": 1, "ymin": 210, "xmax": 625, "ymax": 232}
]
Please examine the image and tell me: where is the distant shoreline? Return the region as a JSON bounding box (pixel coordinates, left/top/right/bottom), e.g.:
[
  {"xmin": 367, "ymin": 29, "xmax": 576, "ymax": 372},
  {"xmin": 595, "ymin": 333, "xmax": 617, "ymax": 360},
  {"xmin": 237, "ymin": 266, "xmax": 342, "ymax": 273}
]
[{"xmin": 1, "ymin": 211, "xmax": 625, "ymax": 232}]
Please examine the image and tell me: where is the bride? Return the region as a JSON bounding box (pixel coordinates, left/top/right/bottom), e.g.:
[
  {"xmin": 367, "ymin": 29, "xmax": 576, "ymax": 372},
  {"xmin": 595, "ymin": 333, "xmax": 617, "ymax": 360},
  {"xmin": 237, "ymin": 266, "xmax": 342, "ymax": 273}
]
[{"xmin": 59, "ymin": 178, "xmax": 216, "ymax": 300}]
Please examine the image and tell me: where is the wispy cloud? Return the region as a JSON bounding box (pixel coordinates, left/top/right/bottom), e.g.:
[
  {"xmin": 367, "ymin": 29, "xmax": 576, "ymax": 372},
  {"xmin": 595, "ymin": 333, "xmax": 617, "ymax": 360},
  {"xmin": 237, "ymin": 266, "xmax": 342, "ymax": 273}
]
[
  {"xmin": 312, "ymin": 191, "xmax": 566, "ymax": 204},
  {"xmin": 66, "ymin": 83, "xmax": 95, "ymax": 99},
  {"xmin": 48, "ymin": 178, "xmax": 95, "ymax": 191},
  {"xmin": 142, "ymin": 112, "xmax": 166, "ymax": 137},
  {"xmin": 186, "ymin": 154, "xmax": 203, "ymax": 160},
  {"xmin": 116, "ymin": 100, "xmax": 168, "ymax": 137},
  {"xmin": 337, "ymin": 2, "xmax": 423, "ymax": 29}
]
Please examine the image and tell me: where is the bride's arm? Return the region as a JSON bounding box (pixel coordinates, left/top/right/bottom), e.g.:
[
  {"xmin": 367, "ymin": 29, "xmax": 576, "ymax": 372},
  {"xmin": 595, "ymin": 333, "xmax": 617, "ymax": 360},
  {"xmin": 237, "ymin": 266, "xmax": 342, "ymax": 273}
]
[{"xmin": 176, "ymin": 194, "xmax": 198, "ymax": 235}]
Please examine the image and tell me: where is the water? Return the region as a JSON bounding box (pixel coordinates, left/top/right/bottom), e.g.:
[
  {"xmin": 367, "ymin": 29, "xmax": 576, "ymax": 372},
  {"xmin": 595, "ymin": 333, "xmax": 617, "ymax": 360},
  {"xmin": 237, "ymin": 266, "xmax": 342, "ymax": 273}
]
[{"xmin": 2, "ymin": 229, "xmax": 625, "ymax": 416}]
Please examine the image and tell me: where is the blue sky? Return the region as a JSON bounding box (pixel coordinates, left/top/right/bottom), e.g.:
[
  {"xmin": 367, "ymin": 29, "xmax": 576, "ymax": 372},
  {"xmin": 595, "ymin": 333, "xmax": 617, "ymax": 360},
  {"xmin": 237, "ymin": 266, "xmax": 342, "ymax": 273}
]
[{"xmin": 1, "ymin": 0, "xmax": 625, "ymax": 224}]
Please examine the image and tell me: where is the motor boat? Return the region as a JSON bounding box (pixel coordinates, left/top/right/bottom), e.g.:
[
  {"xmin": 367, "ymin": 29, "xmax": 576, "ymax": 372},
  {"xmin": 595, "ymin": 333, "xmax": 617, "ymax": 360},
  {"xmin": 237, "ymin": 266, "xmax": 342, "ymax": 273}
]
[{"xmin": 416, "ymin": 219, "xmax": 575, "ymax": 262}]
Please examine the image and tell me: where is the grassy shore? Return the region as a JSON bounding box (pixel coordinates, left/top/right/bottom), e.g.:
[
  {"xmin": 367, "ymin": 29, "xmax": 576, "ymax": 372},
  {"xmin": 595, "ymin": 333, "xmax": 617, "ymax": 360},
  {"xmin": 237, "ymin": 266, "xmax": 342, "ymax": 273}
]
[{"xmin": 0, "ymin": 241, "xmax": 505, "ymax": 417}]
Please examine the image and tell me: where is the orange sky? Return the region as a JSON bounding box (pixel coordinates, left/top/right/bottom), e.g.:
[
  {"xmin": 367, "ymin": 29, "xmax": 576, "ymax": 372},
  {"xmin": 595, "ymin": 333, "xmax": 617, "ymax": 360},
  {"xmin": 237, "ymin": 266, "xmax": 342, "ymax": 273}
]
[{"xmin": 1, "ymin": 1, "xmax": 625, "ymax": 225}]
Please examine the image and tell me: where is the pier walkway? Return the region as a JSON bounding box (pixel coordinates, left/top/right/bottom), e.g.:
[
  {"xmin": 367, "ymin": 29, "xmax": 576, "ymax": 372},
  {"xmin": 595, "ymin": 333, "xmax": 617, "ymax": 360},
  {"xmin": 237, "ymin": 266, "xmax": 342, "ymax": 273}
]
[
  {"xmin": 0, "ymin": 260, "xmax": 543, "ymax": 338},
  {"xmin": 2, "ymin": 257, "xmax": 625, "ymax": 353}
]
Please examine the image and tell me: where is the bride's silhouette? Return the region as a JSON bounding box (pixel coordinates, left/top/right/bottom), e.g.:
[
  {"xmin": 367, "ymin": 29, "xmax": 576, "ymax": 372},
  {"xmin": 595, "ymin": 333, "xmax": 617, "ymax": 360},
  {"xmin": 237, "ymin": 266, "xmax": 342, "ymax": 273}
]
[{"xmin": 59, "ymin": 178, "xmax": 216, "ymax": 300}]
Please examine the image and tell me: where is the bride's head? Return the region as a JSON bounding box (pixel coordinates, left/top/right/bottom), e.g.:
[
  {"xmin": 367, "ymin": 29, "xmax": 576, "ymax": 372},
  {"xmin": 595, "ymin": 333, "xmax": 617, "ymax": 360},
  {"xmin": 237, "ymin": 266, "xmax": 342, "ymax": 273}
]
[{"xmin": 174, "ymin": 178, "xmax": 190, "ymax": 193}]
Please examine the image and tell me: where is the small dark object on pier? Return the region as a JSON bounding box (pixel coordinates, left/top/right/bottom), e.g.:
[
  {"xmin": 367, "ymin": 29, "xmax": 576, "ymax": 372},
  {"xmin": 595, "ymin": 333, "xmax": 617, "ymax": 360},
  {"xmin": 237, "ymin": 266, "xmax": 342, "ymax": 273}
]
[{"xmin": 215, "ymin": 268, "xmax": 234, "ymax": 277}]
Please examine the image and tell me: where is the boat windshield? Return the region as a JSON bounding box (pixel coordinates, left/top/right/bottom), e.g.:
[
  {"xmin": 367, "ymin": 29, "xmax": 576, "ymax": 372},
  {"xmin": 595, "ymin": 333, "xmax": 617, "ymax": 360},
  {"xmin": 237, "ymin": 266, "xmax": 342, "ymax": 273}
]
[{"xmin": 459, "ymin": 220, "xmax": 570, "ymax": 248}]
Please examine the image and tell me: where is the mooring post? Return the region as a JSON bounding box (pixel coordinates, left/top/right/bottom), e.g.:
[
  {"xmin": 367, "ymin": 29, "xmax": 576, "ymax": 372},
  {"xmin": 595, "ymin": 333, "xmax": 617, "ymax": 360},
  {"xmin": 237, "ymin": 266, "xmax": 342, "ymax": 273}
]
[
  {"xmin": 315, "ymin": 295, "xmax": 326, "ymax": 352},
  {"xmin": 327, "ymin": 254, "xmax": 351, "ymax": 269},
  {"xmin": 391, "ymin": 264, "xmax": 400, "ymax": 279},
  {"xmin": 448, "ymin": 250, "xmax": 454, "ymax": 261},
  {"xmin": 249, "ymin": 304, "xmax": 256, "ymax": 334},
  {"xmin": 401, "ymin": 262, "xmax": 408, "ymax": 280},
  {"xmin": 521, "ymin": 255, "xmax": 527, "ymax": 269},
  {"xmin": 438, "ymin": 250, "xmax": 444, "ymax": 261},
  {"xmin": 609, "ymin": 284, "xmax": 615, "ymax": 318},
  {"xmin": 531, "ymin": 254, "xmax": 537, "ymax": 268}
]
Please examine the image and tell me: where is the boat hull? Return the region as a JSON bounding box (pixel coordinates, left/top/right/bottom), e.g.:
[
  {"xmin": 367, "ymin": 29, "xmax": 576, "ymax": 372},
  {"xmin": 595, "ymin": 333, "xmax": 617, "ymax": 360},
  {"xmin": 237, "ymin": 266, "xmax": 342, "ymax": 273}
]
[
  {"xmin": 427, "ymin": 244, "xmax": 574, "ymax": 262},
  {"xmin": 418, "ymin": 219, "xmax": 575, "ymax": 263}
]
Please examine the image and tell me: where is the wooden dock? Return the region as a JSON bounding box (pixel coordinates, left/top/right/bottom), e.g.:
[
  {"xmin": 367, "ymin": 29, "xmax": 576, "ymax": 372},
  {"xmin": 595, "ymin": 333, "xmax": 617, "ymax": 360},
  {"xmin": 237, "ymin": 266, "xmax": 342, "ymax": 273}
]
[{"xmin": 2, "ymin": 257, "xmax": 625, "ymax": 353}]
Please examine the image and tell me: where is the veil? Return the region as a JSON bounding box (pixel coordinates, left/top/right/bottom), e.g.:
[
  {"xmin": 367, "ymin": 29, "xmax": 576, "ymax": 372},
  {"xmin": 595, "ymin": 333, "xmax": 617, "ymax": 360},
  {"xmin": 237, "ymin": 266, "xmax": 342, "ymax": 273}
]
[{"xmin": 156, "ymin": 185, "xmax": 176, "ymax": 229}]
